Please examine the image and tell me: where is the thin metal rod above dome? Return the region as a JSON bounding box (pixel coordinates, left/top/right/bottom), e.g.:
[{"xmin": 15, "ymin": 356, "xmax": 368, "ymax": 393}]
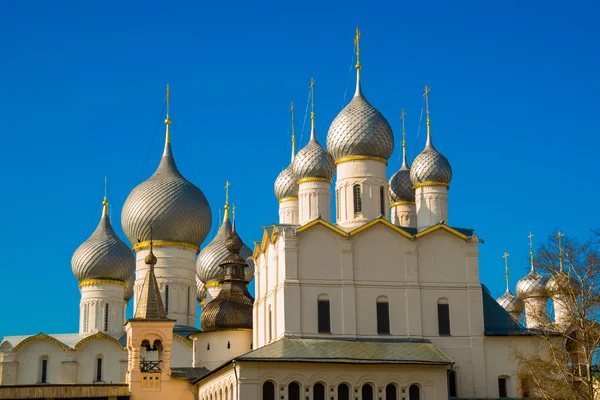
[
  {"xmin": 528, "ymin": 231, "xmax": 536, "ymax": 272},
  {"xmin": 502, "ymin": 252, "xmax": 510, "ymax": 292},
  {"xmin": 401, "ymin": 110, "xmax": 409, "ymax": 170},
  {"xmin": 556, "ymin": 231, "xmax": 564, "ymax": 272},
  {"xmin": 310, "ymin": 78, "xmax": 316, "ymax": 141},
  {"xmin": 290, "ymin": 101, "xmax": 296, "ymax": 162},
  {"xmin": 354, "ymin": 26, "xmax": 363, "ymax": 97},
  {"xmin": 163, "ymin": 84, "xmax": 173, "ymax": 157},
  {"xmin": 224, "ymin": 181, "xmax": 231, "ymax": 221},
  {"xmin": 423, "ymin": 86, "xmax": 434, "ymax": 148}
]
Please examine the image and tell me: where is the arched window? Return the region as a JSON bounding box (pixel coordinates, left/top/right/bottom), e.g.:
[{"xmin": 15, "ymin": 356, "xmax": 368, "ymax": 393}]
[
  {"xmin": 268, "ymin": 306, "xmax": 273, "ymax": 343},
  {"xmin": 104, "ymin": 303, "xmax": 109, "ymax": 332},
  {"xmin": 498, "ymin": 377, "xmax": 508, "ymax": 398},
  {"xmin": 353, "ymin": 184, "xmax": 362, "ymax": 215},
  {"xmin": 317, "ymin": 295, "xmax": 331, "ymax": 333},
  {"xmin": 408, "ymin": 385, "xmax": 420, "ymax": 400},
  {"xmin": 314, "ymin": 383, "xmax": 326, "ymax": 400},
  {"xmin": 362, "ymin": 384, "xmax": 374, "ymax": 400},
  {"xmin": 288, "ymin": 382, "xmax": 301, "ymax": 400},
  {"xmin": 377, "ymin": 297, "xmax": 390, "ymax": 335},
  {"xmin": 165, "ymin": 285, "xmax": 169, "ymax": 314},
  {"xmin": 187, "ymin": 286, "xmax": 191, "ymax": 316},
  {"xmin": 385, "ymin": 384, "xmax": 397, "ymax": 400},
  {"xmin": 338, "ymin": 384, "xmax": 350, "ymax": 400},
  {"xmin": 448, "ymin": 370, "xmax": 457, "ymax": 397},
  {"xmin": 336, "ymin": 190, "xmax": 340, "ymax": 220},
  {"xmin": 262, "ymin": 381, "xmax": 275, "ymax": 400},
  {"xmin": 437, "ymin": 299, "xmax": 451, "ymax": 336},
  {"xmin": 380, "ymin": 186, "xmax": 385, "ymax": 215},
  {"xmin": 83, "ymin": 303, "xmax": 89, "ymax": 332},
  {"xmin": 225, "ymin": 387, "xmax": 228, "ymax": 400},
  {"xmin": 39, "ymin": 356, "xmax": 48, "ymax": 384},
  {"xmin": 95, "ymin": 356, "xmax": 103, "ymax": 382}
]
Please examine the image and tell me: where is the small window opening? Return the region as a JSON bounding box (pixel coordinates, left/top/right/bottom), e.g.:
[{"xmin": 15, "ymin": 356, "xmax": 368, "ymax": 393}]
[
  {"xmin": 40, "ymin": 358, "xmax": 48, "ymax": 384},
  {"xmin": 96, "ymin": 357, "xmax": 103, "ymax": 382},
  {"xmin": 408, "ymin": 385, "xmax": 420, "ymax": 400},
  {"xmin": 498, "ymin": 377, "xmax": 507, "ymax": 398},
  {"xmin": 362, "ymin": 384, "xmax": 374, "ymax": 400},
  {"xmin": 380, "ymin": 186, "xmax": 385, "ymax": 215},
  {"xmin": 314, "ymin": 383, "xmax": 325, "ymax": 400},
  {"xmin": 318, "ymin": 299, "xmax": 331, "ymax": 333},
  {"xmin": 377, "ymin": 299, "xmax": 390, "ymax": 334},
  {"xmin": 438, "ymin": 300, "xmax": 451, "ymax": 336},
  {"xmin": 165, "ymin": 285, "xmax": 169, "ymax": 314},
  {"xmin": 353, "ymin": 184, "xmax": 362, "ymax": 215},
  {"xmin": 227, "ymin": 341, "xmax": 231, "ymax": 349},
  {"xmin": 385, "ymin": 384, "xmax": 397, "ymax": 400},
  {"xmin": 104, "ymin": 303, "xmax": 109, "ymax": 332}
]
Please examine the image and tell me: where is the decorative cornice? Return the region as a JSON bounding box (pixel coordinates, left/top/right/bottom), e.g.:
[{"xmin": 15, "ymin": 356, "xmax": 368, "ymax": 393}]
[
  {"xmin": 390, "ymin": 201, "xmax": 416, "ymax": 207},
  {"xmin": 133, "ymin": 240, "xmax": 199, "ymax": 251},
  {"xmin": 415, "ymin": 224, "xmax": 469, "ymax": 240},
  {"xmin": 412, "ymin": 181, "xmax": 449, "ymax": 189},
  {"xmin": 297, "ymin": 177, "xmax": 331, "ymax": 185},
  {"xmin": 297, "ymin": 219, "xmax": 348, "ymax": 236},
  {"xmin": 79, "ymin": 279, "xmax": 127, "ymax": 288},
  {"xmin": 174, "ymin": 333, "xmax": 193, "ymax": 348},
  {"xmin": 13, "ymin": 333, "xmax": 71, "ymax": 352},
  {"xmin": 73, "ymin": 332, "xmax": 126, "ymax": 351},
  {"xmin": 335, "ymin": 155, "xmax": 388, "ymax": 166},
  {"xmin": 278, "ymin": 197, "xmax": 298, "ymax": 204},
  {"xmin": 348, "ymin": 218, "xmax": 413, "ymax": 239}
]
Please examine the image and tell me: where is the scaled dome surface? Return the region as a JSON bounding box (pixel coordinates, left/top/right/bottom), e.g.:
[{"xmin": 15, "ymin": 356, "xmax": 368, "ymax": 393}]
[
  {"xmin": 389, "ymin": 166, "xmax": 414, "ymax": 203},
  {"xmin": 516, "ymin": 270, "xmax": 549, "ymax": 299},
  {"xmin": 274, "ymin": 165, "xmax": 298, "ymax": 200},
  {"xmin": 497, "ymin": 290, "xmax": 524, "ymax": 314},
  {"xmin": 409, "ymin": 139, "xmax": 453, "ymax": 186},
  {"xmin": 72, "ymin": 201, "xmax": 135, "ymax": 283},
  {"xmin": 292, "ymin": 133, "xmax": 335, "ymax": 182},
  {"xmin": 121, "ymin": 142, "xmax": 212, "ymax": 247}
]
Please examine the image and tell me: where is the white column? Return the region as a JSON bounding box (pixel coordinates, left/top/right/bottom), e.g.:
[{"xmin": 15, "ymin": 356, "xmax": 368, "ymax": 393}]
[
  {"xmin": 80, "ymin": 282, "xmax": 125, "ymax": 336},
  {"xmin": 390, "ymin": 202, "xmax": 417, "ymax": 228},
  {"xmin": 133, "ymin": 244, "xmax": 198, "ymax": 327},
  {"xmin": 523, "ymin": 297, "xmax": 549, "ymax": 329},
  {"xmin": 414, "ymin": 184, "xmax": 449, "ymax": 231},
  {"xmin": 298, "ymin": 180, "xmax": 331, "ymax": 225},
  {"xmin": 278, "ymin": 198, "xmax": 299, "ymax": 224},
  {"xmin": 553, "ymin": 295, "xmax": 572, "ymax": 328},
  {"xmin": 335, "ymin": 159, "xmax": 387, "ymax": 229}
]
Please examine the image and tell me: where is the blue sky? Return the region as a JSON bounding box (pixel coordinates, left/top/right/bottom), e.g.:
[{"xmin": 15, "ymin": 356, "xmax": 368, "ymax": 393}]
[{"xmin": 1, "ymin": 0, "xmax": 599, "ymax": 336}]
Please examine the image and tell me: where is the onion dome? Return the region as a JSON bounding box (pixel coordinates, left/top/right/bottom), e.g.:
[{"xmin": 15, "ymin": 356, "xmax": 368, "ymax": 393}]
[
  {"xmin": 410, "ymin": 89, "xmax": 452, "ymax": 187},
  {"xmin": 196, "ymin": 205, "xmax": 255, "ymax": 284},
  {"xmin": 547, "ymin": 271, "xmax": 580, "ymax": 296},
  {"xmin": 124, "ymin": 273, "xmax": 135, "ymax": 301},
  {"xmin": 326, "ymin": 76, "xmax": 394, "ymax": 161},
  {"xmin": 196, "ymin": 275, "xmax": 206, "ymax": 302},
  {"xmin": 121, "ymin": 89, "xmax": 212, "ymax": 247},
  {"xmin": 517, "ymin": 270, "xmax": 548, "ymax": 299},
  {"xmin": 497, "ymin": 289, "xmax": 524, "ymax": 315},
  {"xmin": 274, "ymin": 165, "xmax": 297, "ymax": 200},
  {"xmin": 72, "ymin": 197, "xmax": 135, "ymax": 283},
  {"xmin": 200, "ymin": 224, "xmax": 254, "ymax": 332},
  {"xmin": 389, "ymin": 130, "xmax": 414, "ymax": 203}
]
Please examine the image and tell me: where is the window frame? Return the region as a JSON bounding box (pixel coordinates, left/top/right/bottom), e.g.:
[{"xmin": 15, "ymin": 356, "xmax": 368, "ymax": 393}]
[
  {"xmin": 313, "ymin": 382, "xmax": 326, "ymax": 400},
  {"xmin": 40, "ymin": 357, "xmax": 48, "ymax": 384},
  {"xmin": 498, "ymin": 377, "xmax": 508, "ymax": 398},
  {"xmin": 408, "ymin": 384, "xmax": 420, "ymax": 400},
  {"xmin": 337, "ymin": 383, "xmax": 350, "ymax": 400},
  {"xmin": 95, "ymin": 357, "xmax": 103, "ymax": 382},
  {"xmin": 317, "ymin": 298, "xmax": 331, "ymax": 333},
  {"xmin": 437, "ymin": 300, "xmax": 451, "ymax": 336},
  {"xmin": 376, "ymin": 299, "xmax": 390, "ymax": 335},
  {"xmin": 379, "ymin": 185, "xmax": 385, "ymax": 216},
  {"xmin": 104, "ymin": 303, "xmax": 109, "ymax": 332},
  {"xmin": 353, "ymin": 184, "xmax": 362, "ymax": 216},
  {"xmin": 262, "ymin": 381, "xmax": 276, "ymax": 400},
  {"xmin": 385, "ymin": 384, "xmax": 397, "ymax": 400}
]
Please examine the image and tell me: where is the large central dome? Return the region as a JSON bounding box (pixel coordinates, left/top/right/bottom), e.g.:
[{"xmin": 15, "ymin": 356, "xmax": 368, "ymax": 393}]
[
  {"xmin": 326, "ymin": 84, "xmax": 394, "ymax": 162},
  {"xmin": 121, "ymin": 139, "xmax": 212, "ymax": 247}
]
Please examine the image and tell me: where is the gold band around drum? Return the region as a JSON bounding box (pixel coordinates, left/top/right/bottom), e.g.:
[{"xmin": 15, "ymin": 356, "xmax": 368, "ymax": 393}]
[
  {"xmin": 412, "ymin": 182, "xmax": 450, "ymax": 189},
  {"xmin": 133, "ymin": 240, "xmax": 200, "ymax": 251},
  {"xmin": 278, "ymin": 197, "xmax": 298, "ymax": 204},
  {"xmin": 335, "ymin": 155, "xmax": 388, "ymax": 166},
  {"xmin": 204, "ymin": 281, "xmax": 222, "ymax": 288},
  {"xmin": 79, "ymin": 279, "xmax": 127, "ymax": 288},
  {"xmin": 297, "ymin": 177, "xmax": 331, "ymax": 184},
  {"xmin": 390, "ymin": 201, "xmax": 416, "ymax": 207}
]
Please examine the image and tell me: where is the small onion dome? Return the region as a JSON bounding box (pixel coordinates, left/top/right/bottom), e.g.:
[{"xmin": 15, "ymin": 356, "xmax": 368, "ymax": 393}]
[
  {"xmin": 124, "ymin": 273, "xmax": 135, "ymax": 301},
  {"xmin": 497, "ymin": 289, "xmax": 524, "ymax": 315},
  {"xmin": 274, "ymin": 164, "xmax": 297, "ymax": 200},
  {"xmin": 409, "ymin": 134, "xmax": 453, "ymax": 186},
  {"xmin": 516, "ymin": 270, "xmax": 549, "ymax": 299},
  {"xmin": 200, "ymin": 226, "xmax": 254, "ymax": 332},
  {"xmin": 72, "ymin": 198, "xmax": 135, "ymax": 283},
  {"xmin": 389, "ymin": 165, "xmax": 414, "ymax": 203},
  {"xmin": 292, "ymin": 128, "xmax": 335, "ymax": 182},
  {"xmin": 121, "ymin": 138, "xmax": 212, "ymax": 247},
  {"xmin": 326, "ymin": 83, "xmax": 394, "ymax": 161},
  {"xmin": 196, "ymin": 211, "xmax": 255, "ymax": 284},
  {"xmin": 196, "ymin": 275, "xmax": 206, "ymax": 302},
  {"xmin": 547, "ymin": 271, "xmax": 580, "ymax": 296}
]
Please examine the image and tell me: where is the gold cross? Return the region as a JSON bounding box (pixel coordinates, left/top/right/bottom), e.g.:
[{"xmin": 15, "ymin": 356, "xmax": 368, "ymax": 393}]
[
  {"xmin": 310, "ymin": 78, "xmax": 315, "ymax": 127},
  {"xmin": 423, "ymin": 85, "xmax": 430, "ymax": 111},
  {"xmin": 224, "ymin": 181, "xmax": 230, "ymax": 208},
  {"xmin": 556, "ymin": 231, "xmax": 565, "ymax": 270},
  {"xmin": 502, "ymin": 252, "xmax": 510, "ymax": 286},
  {"xmin": 232, "ymin": 203, "xmax": 237, "ymax": 222},
  {"xmin": 165, "ymin": 84, "xmax": 171, "ymax": 123},
  {"xmin": 354, "ymin": 26, "xmax": 361, "ymax": 70},
  {"xmin": 528, "ymin": 231, "xmax": 534, "ymax": 250},
  {"xmin": 401, "ymin": 109, "xmax": 406, "ymax": 145}
]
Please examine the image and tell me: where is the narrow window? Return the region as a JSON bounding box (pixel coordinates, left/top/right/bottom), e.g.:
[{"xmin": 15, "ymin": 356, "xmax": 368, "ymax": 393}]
[
  {"xmin": 338, "ymin": 384, "xmax": 350, "ymax": 400},
  {"xmin": 207, "ymin": 343, "xmax": 210, "ymax": 350},
  {"xmin": 362, "ymin": 384, "xmax": 374, "ymax": 400},
  {"xmin": 96, "ymin": 357, "xmax": 103, "ymax": 382},
  {"xmin": 165, "ymin": 285, "xmax": 169, "ymax": 314},
  {"xmin": 262, "ymin": 381, "xmax": 275, "ymax": 400},
  {"xmin": 385, "ymin": 384, "xmax": 397, "ymax": 400},
  {"xmin": 408, "ymin": 385, "xmax": 420, "ymax": 400},
  {"xmin": 83, "ymin": 304, "xmax": 88, "ymax": 332},
  {"xmin": 40, "ymin": 358, "xmax": 48, "ymax": 383},
  {"xmin": 104, "ymin": 303, "xmax": 109, "ymax": 332},
  {"xmin": 380, "ymin": 185, "xmax": 385, "ymax": 215},
  {"xmin": 288, "ymin": 382, "xmax": 301, "ymax": 400},
  {"xmin": 353, "ymin": 184, "xmax": 362, "ymax": 215},
  {"xmin": 187, "ymin": 286, "xmax": 191, "ymax": 316},
  {"xmin": 308, "ymin": 193, "xmax": 312, "ymax": 218},
  {"xmin": 377, "ymin": 299, "xmax": 390, "ymax": 334},
  {"xmin": 498, "ymin": 377, "xmax": 507, "ymax": 398},
  {"xmin": 336, "ymin": 190, "xmax": 340, "ymax": 220},
  {"xmin": 317, "ymin": 299, "xmax": 331, "ymax": 333},
  {"xmin": 268, "ymin": 306, "xmax": 273, "ymax": 343},
  {"xmin": 438, "ymin": 299, "xmax": 451, "ymax": 336},
  {"xmin": 448, "ymin": 370, "xmax": 457, "ymax": 397},
  {"xmin": 227, "ymin": 341, "xmax": 231, "ymax": 349},
  {"xmin": 314, "ymin": 383, "xmax": 325, "ymax": 400}
]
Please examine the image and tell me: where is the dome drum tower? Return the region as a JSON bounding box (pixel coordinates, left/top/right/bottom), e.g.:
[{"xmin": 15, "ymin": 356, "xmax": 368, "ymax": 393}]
[
  {"xmin": 274, "ymin": 102, "xmax": 299, "ymax": 225},
  {"xmin": 389, "ymin": 110, "xmax": 416, "ymax": 228}
]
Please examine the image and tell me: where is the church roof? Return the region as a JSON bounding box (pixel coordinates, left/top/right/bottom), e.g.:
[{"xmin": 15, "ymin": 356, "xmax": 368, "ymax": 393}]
[
  {"xmin": 0, "ymin": 384, "xmax": 129, "ymax": 400},
  {"xmin": 130, "ymin": 245, "xmax": 173, "ymax": 322},
  {"xmin": 171, "ymin": 367, "xmax": 210, "ymax": 380}
]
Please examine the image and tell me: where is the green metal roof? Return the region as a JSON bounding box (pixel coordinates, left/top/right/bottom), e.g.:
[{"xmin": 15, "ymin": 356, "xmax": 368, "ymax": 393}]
[
  {"xmin": 482, "ymin": 285, "xmax": 529, "ymax": 335},
  {"xmin": 236, "ymin": 337, "xmax": 453, "ymax": 365}
]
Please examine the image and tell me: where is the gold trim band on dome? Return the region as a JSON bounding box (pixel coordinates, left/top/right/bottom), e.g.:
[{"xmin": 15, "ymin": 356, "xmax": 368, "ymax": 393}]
[
  {"xmin": 79, "ymin": 279, "xmax": 127, "ymax": 288},
  {"xmin": 199, "ymin": 300, "xmax": 207, "ymax": 307},
  {"xmin": 133, "ymin": 240, "xmax": 200, "ymax": 251},
  {"xmin": 278, "ymin": 197, "xmax": 298, "ymax": 204},
  {"xmin": 297, "ymin": 177, "xmax": 331, "ymax": 185},
  {"xmin": 204, "ymin": 281, "xmax": 222, "ymax": 289},
  {"xmin": 412, "ymin": 182, "xmax": 449, "ymax": 189},
  {"xmin": 335, "ymin": 155, "xmax": 388, "ymax": 166},
  {"xmin": 390, "ymin": 201, "xmax": 416, "ymax": 207}
]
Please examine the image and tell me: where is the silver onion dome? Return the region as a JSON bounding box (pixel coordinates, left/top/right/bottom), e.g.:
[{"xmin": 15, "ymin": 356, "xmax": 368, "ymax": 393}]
[
  {"xmin": 410, "ymin": 135, "xmax": 453, "ymax": 186},
  {"xmin": 326, "ymin": 83, "xmax": 394, "ymax": 161},
  {"xmin": 121, "ymin": 138, "xmax": 212, "ymax": 247},
  {"xmin": 292, "ymin": 129, "xmax": 335, "ymax": 182},
  {"xmin": 389, "ymin": 163, "xmax": 414, "ymax": 203},
  {"xmin": 517, "ymin": 270, "xmax": 549, "ymax": 299},
  {"xmin": 274, "ymin": 165, "xmax": 297, "ymax": 200},
  {"xmin": 72, "ymin": 199, "xmax": 135, "ymax": 283},
  {"xmin": 497, "ymin": 289, "xmax": 524, "ymax": 314},
  {"xmin": 124, "ymin": 273, "xmax": 135, "ymax": 301},
  {"xmin": 196, "ymin": 275, "xmax": 206, "ymax": 302},
  {"xmin": 196, "ymin": 212, "xmax": 255, "ymax": 284},
  {"xmin": 547, "ymin": 271, "xmax": 580, "ymax": 296}
]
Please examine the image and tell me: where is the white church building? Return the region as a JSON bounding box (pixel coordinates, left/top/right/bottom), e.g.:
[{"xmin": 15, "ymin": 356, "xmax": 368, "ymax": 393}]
[{"xmin": 0, "ymin": 30, "xmax": 570, "ymax": 400}]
